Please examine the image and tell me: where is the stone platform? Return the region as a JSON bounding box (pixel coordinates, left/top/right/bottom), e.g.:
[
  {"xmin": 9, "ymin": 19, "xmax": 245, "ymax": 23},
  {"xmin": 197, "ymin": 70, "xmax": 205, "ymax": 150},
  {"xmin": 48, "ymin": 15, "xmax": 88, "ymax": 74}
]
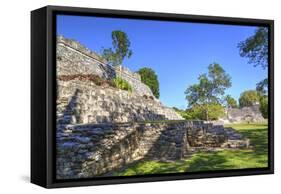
[{"xmin": 56, "ymin": 121, "xmax": 249, "ymax": 179}]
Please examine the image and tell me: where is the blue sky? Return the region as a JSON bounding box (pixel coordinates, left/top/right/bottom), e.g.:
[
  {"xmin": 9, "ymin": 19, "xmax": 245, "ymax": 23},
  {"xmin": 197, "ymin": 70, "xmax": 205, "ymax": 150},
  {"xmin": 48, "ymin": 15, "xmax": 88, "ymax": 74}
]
[{"xmin": 57, "ymin": 15, "xmax": 267, "ymax": 109}]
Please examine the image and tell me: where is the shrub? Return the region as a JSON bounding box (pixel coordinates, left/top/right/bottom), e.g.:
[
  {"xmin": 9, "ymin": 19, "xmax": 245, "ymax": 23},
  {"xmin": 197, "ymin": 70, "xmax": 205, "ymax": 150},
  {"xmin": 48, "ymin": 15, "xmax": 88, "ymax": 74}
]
[
  {"xmin": 239, "ymin": 90, "xmax": 260, "ymax": 107},
  {"xmin": 112, "ymin": 77, "xmax": 133, "ymax": 93},
  {"xmin": 225, "ymin": 95, "xmax": 238, "ymax": 108},
  {"xmin": 190, "ymin": 103, "xmax": 225, "ymax": 121},
  {"xmin": 174, "ymin": 103, "xmax": 225, "ymax": 121},
  {"xmin": 259, "ymin": 96, "xmax": 268, "ymax": 119},
  {"xmin": 173, "ymin": 107, "xmax": 198, "ymax": 120},
  {"xmin": 137, "ymin": 67, "xmax": 160, "ymax": 98}
]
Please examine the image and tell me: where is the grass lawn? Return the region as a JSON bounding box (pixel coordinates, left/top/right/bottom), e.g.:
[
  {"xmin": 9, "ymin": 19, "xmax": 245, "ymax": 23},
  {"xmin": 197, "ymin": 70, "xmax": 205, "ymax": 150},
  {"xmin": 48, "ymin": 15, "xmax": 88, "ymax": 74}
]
[{"xmin": 114, "ymin": 123, "xmax": 268, "ymax": 176}]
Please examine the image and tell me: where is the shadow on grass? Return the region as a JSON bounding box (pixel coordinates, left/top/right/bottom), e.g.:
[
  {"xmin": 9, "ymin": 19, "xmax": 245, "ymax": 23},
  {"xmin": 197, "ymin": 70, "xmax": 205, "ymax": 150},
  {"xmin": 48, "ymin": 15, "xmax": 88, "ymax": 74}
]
[
  {"xmin": 113, "ymin": 160, "xmax": 189, "ymax": 176},
  {"xmin": 187, "ymin": 124, "xmax": 268, "ymax": 172},
  {"xmin": 187, "ymin": 152, "xmax": 230, "ymax": 172}
]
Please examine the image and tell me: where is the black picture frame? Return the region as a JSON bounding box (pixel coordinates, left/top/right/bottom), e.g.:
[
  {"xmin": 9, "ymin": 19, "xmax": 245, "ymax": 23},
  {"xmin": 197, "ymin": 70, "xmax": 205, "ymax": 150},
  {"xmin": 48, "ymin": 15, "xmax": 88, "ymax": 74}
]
[{"xmin": 31, "ymin": 5, "xmax": 274, "ymax": 188}]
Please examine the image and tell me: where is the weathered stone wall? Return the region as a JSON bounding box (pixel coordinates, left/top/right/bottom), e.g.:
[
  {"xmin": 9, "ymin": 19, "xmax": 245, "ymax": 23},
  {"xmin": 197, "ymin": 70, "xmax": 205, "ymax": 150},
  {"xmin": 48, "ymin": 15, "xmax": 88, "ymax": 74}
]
[
  {"xmin": 57, "ymin": 36, "xmax": 115, "ymax": 79},
  {"xmin": 224, "ymin": 105, "xmax": 265, "ymax": 123},
  {"xmin": 57, "ymin": 122, "xmax": 191, "ymax": 178},
  {"xmin": 56, "ymin": 120, "xmax": 249, "ymax": 179},
  {"xmin": 57, "ymin": 36, "xmax": 154, "ymax": 97},
  {"xmin": 57, "ymin": 79, "xmax": 183, "ymax": 126},
  {"xmin": 57, "ymin": 122, "xmax": 148, "ymax": 179}
]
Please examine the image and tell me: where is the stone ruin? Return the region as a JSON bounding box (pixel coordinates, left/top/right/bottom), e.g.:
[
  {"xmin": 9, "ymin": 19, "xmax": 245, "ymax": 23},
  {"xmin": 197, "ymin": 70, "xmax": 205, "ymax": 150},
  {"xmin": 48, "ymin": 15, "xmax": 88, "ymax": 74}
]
[
  {"xmin": 226, "ymin": 105, "xmax": 265, "ymax": 123},
  {"xmin": 57, "ymin": 35, "xmax": 154, "ymax": 98},
  {"xmin": 57, "ymin": 121, "xmax": 249, "ymax": 179},
  {"xmin": 213, "ymin": 105, "xmax": 265, "ymax": 125},
  {"xmin": 56, "ymin": 36, "xmax": 250, "ymax": 179}
]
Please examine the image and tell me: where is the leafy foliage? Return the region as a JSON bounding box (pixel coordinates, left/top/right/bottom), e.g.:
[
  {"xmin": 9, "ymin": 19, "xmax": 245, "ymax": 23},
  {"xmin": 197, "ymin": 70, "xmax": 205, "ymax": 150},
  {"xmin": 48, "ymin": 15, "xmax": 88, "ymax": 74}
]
[
  {"xmin": 259, "ymin": 95, "xmax": 268, "ymax": 119},
  {"xmin": 102, "ymin": 30, "xmax": 133, "ymax": 66},
  {"xmin": 256, "ymin": 78, "xmax": 268, "ymax": 119},
  {"xmin": 112, "ymin": 77, "xmax": 132, "ymax": 93},
  {"xmin": 186, "ymin": 63, "xmax": 231, "ymax": 106},
  {"xmin": 137, "ymin": 67, "xmax": 160, "ymax": 98},
  {"xmin": 190, "ymin": 103, "xmax": 225, "ymax": 120},
  {"xmin": 173, "ymin": 107, "xmax": 194, "ymax": 120},
  {"xmin": 256, "ymin": 78, "xmax": 268, "ymax": 96},
  {"xmin": 238, "ymin": 27, "xmax": 269, "ymax": 119},
  {"xmin": 238, "ymin": 27, "xmax": 268, "ymax": 69},
  {"xmin": 173, "ymin": 103, "xmax": 225, "ymax": 121},
  {"xmin": 225, "ymin": 95, "xmax": 238, "ymax": 108},
  {"xmin": 239, "ymin": 90, "xmax": 260, "ymax": 107},
  {"xmin": 185, "ymin": 63, "xmax": 231, "ymax": 120}
]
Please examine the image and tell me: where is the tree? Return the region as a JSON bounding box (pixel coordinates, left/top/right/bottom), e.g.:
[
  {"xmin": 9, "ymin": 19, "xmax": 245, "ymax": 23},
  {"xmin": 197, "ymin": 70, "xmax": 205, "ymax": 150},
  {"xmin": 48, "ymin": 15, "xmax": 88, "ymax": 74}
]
[
  {"xmin": 173, "ymin": 104, "xmax": 225, "ymax": 121},
  {"xmin": 102, "ymin": 30, "xmax": 133, "ymax": 66},
  {"xmin": 238, "ymin": 27, "xmax": 269, "ymax": 118},
  {"xmin": 238, "ymin": 27, "xmax": 268, "ymax": 69},
  {"xmin": 137, "ymin": 67, "xmax": 160, "ymax": 98},
  {"xmin": 256, "ymin": 78, "xmax": 268, "ymax": 96},
  {"xmin": 191, "ymin": 103, "xmax": 225, "ymax": 120},
  {"xmin": 239, "ymin": 90, "xmax": 260, "ymax": 107},
  {"xmin": 225, "ymin": 95, "xmax": 238, "ymax": 108},
  {"xmin": 185, "ymin": 63, "xmax": 231, "ymax": 120},
  {"xmin": 259, "ymin": 95, "xmax": 268, "ymax": 119},
  {"xmin": 256, "ymin": 78, "xmax": 268, "ymax": 118}
]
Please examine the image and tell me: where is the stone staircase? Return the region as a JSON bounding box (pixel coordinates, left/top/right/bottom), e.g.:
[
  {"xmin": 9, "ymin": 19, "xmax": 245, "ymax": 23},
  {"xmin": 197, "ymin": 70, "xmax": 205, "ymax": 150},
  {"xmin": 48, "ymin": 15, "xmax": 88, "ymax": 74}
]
[
  {"xmin": 56, "ymin": 120, "xmax": 250, "ymax": 179},
  {"xmin": 56, "ymin": 79, "xmax": 183, "ymax": 125}
]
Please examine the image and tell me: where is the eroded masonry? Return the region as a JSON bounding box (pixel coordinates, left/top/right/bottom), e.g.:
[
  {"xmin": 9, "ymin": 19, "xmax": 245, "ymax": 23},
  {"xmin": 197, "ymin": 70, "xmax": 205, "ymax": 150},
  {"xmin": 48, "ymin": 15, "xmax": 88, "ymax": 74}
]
[{"xmin": 56, "ymin": 36, "xmax": 250, "ymax": 179}]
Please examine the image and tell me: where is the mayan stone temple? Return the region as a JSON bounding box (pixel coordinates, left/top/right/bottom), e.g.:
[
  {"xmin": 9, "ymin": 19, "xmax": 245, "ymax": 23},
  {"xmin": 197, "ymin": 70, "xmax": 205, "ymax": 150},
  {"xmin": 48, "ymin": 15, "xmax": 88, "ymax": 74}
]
[{"xmin": 56, "ymin": 36, "xmax": 251, "ymax": 179}]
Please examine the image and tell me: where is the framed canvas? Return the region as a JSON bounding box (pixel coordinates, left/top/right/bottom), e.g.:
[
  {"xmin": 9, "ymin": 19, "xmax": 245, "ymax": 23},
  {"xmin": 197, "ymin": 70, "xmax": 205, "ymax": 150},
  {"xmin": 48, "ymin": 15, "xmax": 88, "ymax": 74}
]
[{"xmin": 31, "ymin": 5, "xmax": 274, "ymax": 188}]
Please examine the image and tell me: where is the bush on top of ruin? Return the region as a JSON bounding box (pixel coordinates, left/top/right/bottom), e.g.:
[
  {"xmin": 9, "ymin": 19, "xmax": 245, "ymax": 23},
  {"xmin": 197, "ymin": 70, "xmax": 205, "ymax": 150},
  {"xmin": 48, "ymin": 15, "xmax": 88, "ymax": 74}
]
[{"xmin": 58, "ymin": 74, "xmax": 134, "ymax": 93}]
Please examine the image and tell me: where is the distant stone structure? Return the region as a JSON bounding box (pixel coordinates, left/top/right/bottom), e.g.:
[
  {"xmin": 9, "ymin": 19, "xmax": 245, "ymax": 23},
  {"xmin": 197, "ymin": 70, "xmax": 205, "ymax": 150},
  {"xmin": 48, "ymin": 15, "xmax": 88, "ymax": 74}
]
[
  {"xmin": 56, "ymin": 36, "xmax": 250, "ymax": 179},
  {"xmin": 213, "ymin": 105, "xmax": 265, "ymax": 125},
  {"xmin": 226, "ymin": 105, "xmax": 265, "ymax": 123}
]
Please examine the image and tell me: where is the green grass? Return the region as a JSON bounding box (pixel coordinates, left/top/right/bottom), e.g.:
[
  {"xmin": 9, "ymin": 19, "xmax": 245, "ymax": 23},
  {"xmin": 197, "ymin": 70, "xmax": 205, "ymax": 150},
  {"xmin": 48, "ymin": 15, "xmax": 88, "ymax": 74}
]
[
  {"xmin": 112, "ymin": 77, "xmax": 133, "ymax": 93},
  {"xmin": 114, "ymin": 123, "xmax": 268, "ymax": 176}
]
